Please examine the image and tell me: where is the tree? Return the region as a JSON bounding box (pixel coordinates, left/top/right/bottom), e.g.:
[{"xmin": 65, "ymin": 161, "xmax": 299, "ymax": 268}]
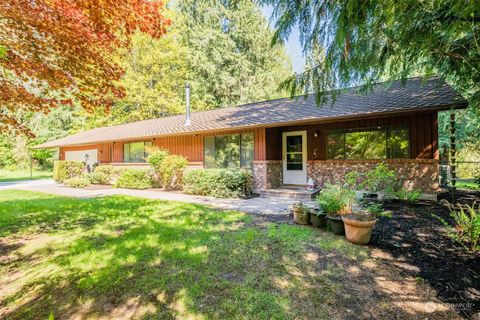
[
  {"xmin": 0, "ymin": 0, "xmax": 170, "ymax": 134},
  {"xmin": 177, "ymin": 0, "xmax": 293, "ymax": 108},
  {"xmin": 264, "ymin": 0, "xmax": 479, "ymax": 107}
]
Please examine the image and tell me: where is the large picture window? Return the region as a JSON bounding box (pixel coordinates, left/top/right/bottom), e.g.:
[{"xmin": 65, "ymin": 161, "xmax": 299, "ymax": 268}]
[
  {"xmin": 327, "ymin": 126, "xmax": 409, "ymax": 159},
  {"xmin": 204, "ymin": 133, "xmax": 254, "ymax": 169},
  {"xmin": 123, "ymin": 141, "xmax": 152, "ymax": 162}
]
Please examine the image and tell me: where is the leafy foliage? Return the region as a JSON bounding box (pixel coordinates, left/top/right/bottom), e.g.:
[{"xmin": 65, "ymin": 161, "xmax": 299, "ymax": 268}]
[
  {"xmin": 156, "ymin": 155, "xmax": 189, "ymax": 190},
  {"xmin": 360, "ymin": 163, "xmax": 397, "ymax": 195},
  {"xmin": 316, "ymin": 184, "xmax": 355, "ymax": 216},
  {"xmin": 0, "ymin": 0, "xmax": 170, "ymax": 134},
  {"xmin": 63, "ymin": 177, "xmax": 90, "ymax": 189},
  {"xmin": 433, "ymin": 204, "xmax": 480, "ymax": 252},
  {"xmin": 264, "ymin": 0, "xmax": 479, "ymax": 110},
  {"xmin": 114, "ymin": 169, "xmax": 153, "ymax": 189},
  {"xmin": 393, "ymin": 188, "xmax": 422, "ymax": 204},
  {"xmin": 53, "ymin": 161, "xmax": 84, "ymax": 183},
  {"xmin": 85, "ymin": 172, "xmax": 110, "ymax": 185},
  {"xmin": 183, "ymin": 169, "xmax": 253, "ymax": 198}
]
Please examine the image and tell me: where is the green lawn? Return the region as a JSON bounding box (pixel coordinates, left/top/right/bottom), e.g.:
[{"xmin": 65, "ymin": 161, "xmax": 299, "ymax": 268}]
[
  {"xmin": 0, "ymin": 191, "xmax": 447, "ymax": 319},
  {"xmin": 0, "ymin": 169, "xmax": 52, "ymax": 182},
  {"xmin": 455, "ymin": 180, "xmax": 480, "ymax": 191}
]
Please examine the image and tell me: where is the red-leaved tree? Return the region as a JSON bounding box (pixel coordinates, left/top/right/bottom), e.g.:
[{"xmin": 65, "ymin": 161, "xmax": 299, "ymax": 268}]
[{"xmin": 0, "ymin": 0, "xmax": 170, "ymax": 134}]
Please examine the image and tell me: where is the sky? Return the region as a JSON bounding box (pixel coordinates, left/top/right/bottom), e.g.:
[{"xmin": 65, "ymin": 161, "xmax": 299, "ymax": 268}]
[{"xmin": 261, "ymin": 5, "xmax": 305, "ymax": 74}]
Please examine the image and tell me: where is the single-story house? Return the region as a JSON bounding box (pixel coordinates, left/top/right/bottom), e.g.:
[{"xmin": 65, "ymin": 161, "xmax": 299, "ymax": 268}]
[{"xmin": 35, "ymin": 77, "xmax": 467, "ymax": 199}]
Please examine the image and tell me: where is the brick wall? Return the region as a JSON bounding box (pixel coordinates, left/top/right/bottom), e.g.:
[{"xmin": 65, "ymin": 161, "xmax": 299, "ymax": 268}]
[
  {"xmin": 307, "ymin": 159, "xmax": 439, "ymax": 194},
  {"xmin": 253, "ymin": 160, "xmax": 283, "ymax": 191}
]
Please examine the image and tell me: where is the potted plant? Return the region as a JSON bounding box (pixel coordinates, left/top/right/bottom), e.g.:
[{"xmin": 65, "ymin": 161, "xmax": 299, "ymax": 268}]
[
  {"xmin": 316, "ymin": 184, "xmax": 355, "ymax": 235},
  {"xmin": 292, "ymin": 202, "xmax": 310, "ymax": 225},
  {"xmin": 342, "ymin": 202, "xmax": 391, "ymax": 245},
  {"xmin": 310, "ymin": 208, "xmax": 327, "ymax": 228}
]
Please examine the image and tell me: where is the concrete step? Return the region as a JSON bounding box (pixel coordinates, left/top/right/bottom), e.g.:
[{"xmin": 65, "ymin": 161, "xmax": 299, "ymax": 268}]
[{"xmin": 259, "ymin": 187, "xmax": 320, "ymax": 200}]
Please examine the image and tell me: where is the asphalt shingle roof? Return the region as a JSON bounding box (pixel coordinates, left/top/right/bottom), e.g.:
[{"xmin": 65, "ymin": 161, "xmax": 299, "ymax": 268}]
[{"xmin": 35, "ymin": 76, "xmax": 467, "ymax": 148}]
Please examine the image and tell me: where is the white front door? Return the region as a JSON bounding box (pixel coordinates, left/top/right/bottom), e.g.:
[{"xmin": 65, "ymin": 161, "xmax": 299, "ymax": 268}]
[{"xmin": 282, "ymin": 131, "xmax": 307, "ymax": 185}]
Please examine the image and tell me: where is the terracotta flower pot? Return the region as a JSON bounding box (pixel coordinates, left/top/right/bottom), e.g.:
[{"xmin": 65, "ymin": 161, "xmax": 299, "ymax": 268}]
[
  {"xmin": 310, "ymin": 212, "xmax": 327, "ymax": 228},
  {"xmin": 293, "ymin": 205, "xmax": 310, "ymax": 225},
  {"xmin": 327, "ymin": 215, "xmax": 345, "ymax": 235},
  {"xmin": 342, "ymin": 216, "xmax": 376, "ymax": 245}
]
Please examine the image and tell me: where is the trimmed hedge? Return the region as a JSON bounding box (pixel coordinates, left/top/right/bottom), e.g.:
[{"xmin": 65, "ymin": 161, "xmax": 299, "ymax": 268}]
[
  {"xmin": 63, "ymin": 177, "xmax": 90, "ymax": 188},
  {"xmin": 183, "ymin": 169, "xmax": 253, "ymax": 198},
  {"xmin": 53, "ymin": 160, "xmax": 85, "ymax": 183},
  {"xmin": 86, "ymin": 172, "xmax": 110, "ymax": 185},
  {"xmin": 114, "ymin": 169, "xmax": 153, "ymax": 189}
]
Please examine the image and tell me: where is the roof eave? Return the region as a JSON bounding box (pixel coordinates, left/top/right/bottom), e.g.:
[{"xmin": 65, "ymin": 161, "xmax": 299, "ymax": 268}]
[{"xmin": 31, "ymin": 101, "xmax": 467, "ymax": 150}]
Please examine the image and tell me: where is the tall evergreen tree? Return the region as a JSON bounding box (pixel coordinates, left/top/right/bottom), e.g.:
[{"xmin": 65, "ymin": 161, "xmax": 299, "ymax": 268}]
[{"xmin": 177, "ymin": 0, "xmax": 293, "ymax": 108}]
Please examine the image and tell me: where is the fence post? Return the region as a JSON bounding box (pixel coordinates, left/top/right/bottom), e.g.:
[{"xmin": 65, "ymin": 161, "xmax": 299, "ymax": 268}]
[{"xmin": 450, "ymin": 110, "xmax": 456, "ymax": 202}]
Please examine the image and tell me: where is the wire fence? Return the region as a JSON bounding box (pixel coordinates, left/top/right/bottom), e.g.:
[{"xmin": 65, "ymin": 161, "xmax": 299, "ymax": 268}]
[{"xmin": 440, "ymin": 161, "xmax": 480, "ymax": 186}]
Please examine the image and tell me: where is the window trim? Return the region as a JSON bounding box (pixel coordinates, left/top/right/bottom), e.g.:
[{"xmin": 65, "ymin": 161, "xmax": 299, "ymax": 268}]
[
  {"xmin": 326, "ymin": 126, "xmax": 410, "ymax": 160},
  {"xmin": 203, "ymin": 132, "xmax": 254, "ymax": 169},
  {"xmin": 123, "ymin": 141, "xmax": 152, "ymax": 163}
]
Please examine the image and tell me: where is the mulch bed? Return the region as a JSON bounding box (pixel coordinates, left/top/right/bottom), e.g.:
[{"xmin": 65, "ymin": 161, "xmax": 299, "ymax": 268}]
[{"xmin": 370, "ymin": 189, "xmax": 480, "ymax": 319}]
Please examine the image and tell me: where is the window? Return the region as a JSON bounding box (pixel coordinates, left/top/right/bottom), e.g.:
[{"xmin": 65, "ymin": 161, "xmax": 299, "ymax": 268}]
[
  {"xmin": 123, "ymin": 141, "xmax": 152, "ymax": 162},
  {"xmin": 204, "ymin": 133, "xmax": 254, "ymax": 169},
  {"xmin": 327, "ymin": 126, "xmax": 409, "ymax": 159}
]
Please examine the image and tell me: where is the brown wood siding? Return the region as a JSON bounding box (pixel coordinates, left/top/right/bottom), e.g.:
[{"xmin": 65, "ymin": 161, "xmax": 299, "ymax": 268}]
[{"xmin": 265, "ymin": 112, "xmax": 438, "ymax": 160}]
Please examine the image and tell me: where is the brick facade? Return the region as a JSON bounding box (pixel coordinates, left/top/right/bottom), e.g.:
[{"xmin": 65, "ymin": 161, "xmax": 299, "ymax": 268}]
[
  {"xmin": 306, "ymin": 159, "xmax": 439, "ymax": 194},
  {"xmin": 252, "ymin": 160, "xmax": 283, "ymax": 191}
]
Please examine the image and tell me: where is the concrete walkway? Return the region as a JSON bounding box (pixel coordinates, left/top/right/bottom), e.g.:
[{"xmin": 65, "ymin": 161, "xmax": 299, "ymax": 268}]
[{"xmin": 6, "ymin": 180, "xmax": 298, "ymax": 215}]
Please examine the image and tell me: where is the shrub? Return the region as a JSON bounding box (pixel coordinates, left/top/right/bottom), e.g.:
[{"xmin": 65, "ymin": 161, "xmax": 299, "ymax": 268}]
[
  {"xmin": 360, "ymin": 162, "xmax": 398, "ymax": 196},
  {"xmin": 184, "ymin": 169, "xmax": 253, "ymax": 198},
  {"xmin": 63, "ymin": 177, "xmax": 90, "ymax": 188},
  {"xmin": 53, "ymin": 160, "xmax": 85, "ymax": 183},
  {"xmin": 316, "ymin": 184, "xmax": 355, "ymax": 215},
  {"xmin": 114, "ymin": 169, "xmax": 153, "ymax": 189},
  {"xmin": 157, "ymin": 155, "xmax": 188, "ymax": 190},
  {"xmin": 393, "ymin": 188, "xmax": 421, "ymax": 204},
  {"xmin": 91, "ymin": 165, "xmax": 120, "ymax": 184},
  {"xmin": 433, "ymin": 203, "xmax": 480, "ymax": 252},
  {"xmin": 86, "ymin": 172, "xmax": 110, "ymax": 185}
]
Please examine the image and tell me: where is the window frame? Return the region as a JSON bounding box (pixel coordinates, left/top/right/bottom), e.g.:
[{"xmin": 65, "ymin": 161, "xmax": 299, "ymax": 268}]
[
  {"xmin": 326, "ymin": 126, "xmax": 410, "ymax": 160},
  {"xmin": 203, "ymin": 132, "xmax": 254, "ymax": 169},
  {"xmin": 123, "ymin": 141, "xmax": 152, "ymax": 163}
]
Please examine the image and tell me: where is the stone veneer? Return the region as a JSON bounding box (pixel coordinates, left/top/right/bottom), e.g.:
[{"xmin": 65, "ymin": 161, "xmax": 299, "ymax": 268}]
[
  {"xmin": 252, "ymin": 160, "xmax": 283, "ymax": 191},
  {"xmin": 307, "ymin": 159, "xmax": 439, "ymax": 194}
]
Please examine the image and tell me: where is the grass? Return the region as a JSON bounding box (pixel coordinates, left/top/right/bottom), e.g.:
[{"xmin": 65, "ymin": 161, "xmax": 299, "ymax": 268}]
[
  {"xmin": 0, "ymin": 168, "xmax": 52, "ymax": 182},
  {"xmin": 0, "ymin": 190, "xmax": 371, "ymax": 319},
  {"xmin": 455, "ymin": 180, "xmax": 480, "ymax": 191}
]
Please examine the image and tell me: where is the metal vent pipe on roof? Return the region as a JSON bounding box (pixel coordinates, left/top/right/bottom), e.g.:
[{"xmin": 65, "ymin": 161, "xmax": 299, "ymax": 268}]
[{"xmin": 184, "ymin": 82, "xmax": 191, "ymax": 126}]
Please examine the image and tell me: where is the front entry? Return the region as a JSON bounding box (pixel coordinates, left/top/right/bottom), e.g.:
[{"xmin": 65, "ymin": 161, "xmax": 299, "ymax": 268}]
[{"xmin": 282, "ymin": 131, "xmax": 307, "ymax": 185}]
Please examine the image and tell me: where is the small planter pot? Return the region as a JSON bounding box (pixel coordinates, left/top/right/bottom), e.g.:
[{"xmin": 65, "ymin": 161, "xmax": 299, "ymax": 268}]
[
  {"xmin": 293, "ymin": 205, "xmax": 310, "ymax": 225},
  {"xmin": 327, "ymin": 215, "xmax": 345, "ymax": 235},
  {"xmin": 310, "ymin": 212, "xmax": 327, "ymax": 228},
  {"xmin": 342, "ymin": 216, "xmax": 376, "ymax": 245}
]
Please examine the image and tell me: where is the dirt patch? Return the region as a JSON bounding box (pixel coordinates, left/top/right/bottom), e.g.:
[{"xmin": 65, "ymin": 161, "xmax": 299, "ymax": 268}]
[{"xmin": 370, "ymin": 189, "xmax": 480, "ymax": 319}]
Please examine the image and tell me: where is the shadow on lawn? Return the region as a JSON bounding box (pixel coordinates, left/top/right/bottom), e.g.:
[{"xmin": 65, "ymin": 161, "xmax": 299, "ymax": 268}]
[{"xmin": 0, "ymin": 193, "xmax": 464, "ymax": 319}]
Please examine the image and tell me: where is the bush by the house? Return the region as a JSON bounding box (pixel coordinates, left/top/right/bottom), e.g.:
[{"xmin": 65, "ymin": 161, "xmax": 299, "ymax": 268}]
[
  {"xmin": 85, "ymin": 172, "xmax": 110, "ymax": 185},
  {"xmin": 183, "ymin": 168, "xmax": 253, "ymax": 198},
  {"xmin": 63, "ymin": 177, "xmax": 90, "ymax": 188},
  {"xmin": 114, "ymin": 169, "xmax": 153, "ymax": 189},
  {"xmin": 53, "ymin": 160, "xmax": 85, "ymax": 183},
  {"xmin": 360, "ymin": 162, "xmax": 398, "ymax": 195},
  {"xmin": 89, "ymin": 165, "xmax": 120, "ymax": 184},
  {"xmin": 157, "ymin": 155, "xmax": 188, "ymax": 190},
  {"xmin": 146, "ymin": 149, "xmax": 187, "ymax": 189}
]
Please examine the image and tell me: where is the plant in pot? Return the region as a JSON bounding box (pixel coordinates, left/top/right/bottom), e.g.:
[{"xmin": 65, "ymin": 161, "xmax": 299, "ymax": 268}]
[
  {"xmin": 292, "ymin": 202, "xmax": 310, "ymax": 225},
  {"xmin": 342, "ymin": 202, "xmax": 390, "ymax": 245},
  {"xmin": 310, "ymin": 207, "xmax": 327, "ymax": 228},
  {"xmin": 316, "ymin": 184, "xmax": 355, "ymax": 235}
]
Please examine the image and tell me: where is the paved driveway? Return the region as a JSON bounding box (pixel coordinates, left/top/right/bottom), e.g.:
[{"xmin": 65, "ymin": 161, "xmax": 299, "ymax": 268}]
[{"xmin": 6, "ymin": 180, "xmax": 298, "ymax": 215}]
